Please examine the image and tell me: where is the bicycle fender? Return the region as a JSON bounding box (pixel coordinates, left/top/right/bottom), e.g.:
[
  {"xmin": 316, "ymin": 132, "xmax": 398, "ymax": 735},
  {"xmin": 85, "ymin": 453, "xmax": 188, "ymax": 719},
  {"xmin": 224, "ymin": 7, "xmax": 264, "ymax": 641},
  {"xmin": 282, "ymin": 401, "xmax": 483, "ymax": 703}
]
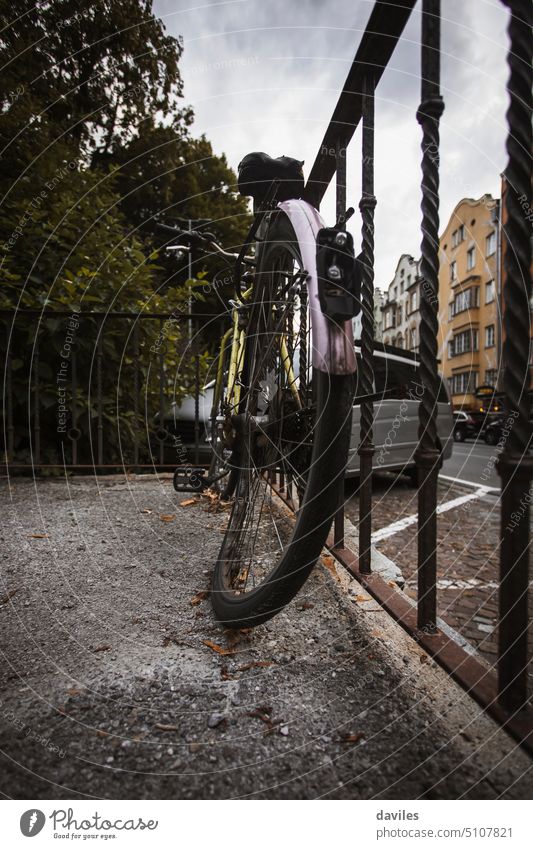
[{"xmin": 278, "ymin": 199, "xmax": 357, "ymax": 375}]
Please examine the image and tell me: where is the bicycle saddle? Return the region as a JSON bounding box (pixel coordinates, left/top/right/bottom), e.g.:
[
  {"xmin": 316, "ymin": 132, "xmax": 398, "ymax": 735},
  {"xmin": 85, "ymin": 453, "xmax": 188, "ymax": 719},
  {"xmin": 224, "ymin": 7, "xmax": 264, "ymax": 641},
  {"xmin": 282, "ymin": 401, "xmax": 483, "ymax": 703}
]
[{"xmin": 237, "ymin": 152, "xmax": 305, "ymax": 202}]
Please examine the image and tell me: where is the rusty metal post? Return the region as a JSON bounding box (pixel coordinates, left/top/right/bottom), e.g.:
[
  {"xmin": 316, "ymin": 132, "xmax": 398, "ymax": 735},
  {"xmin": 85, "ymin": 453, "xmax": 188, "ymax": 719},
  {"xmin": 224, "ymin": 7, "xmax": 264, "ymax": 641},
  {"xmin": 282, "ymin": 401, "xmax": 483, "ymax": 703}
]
[
  {"xmin": 497, "ymin": 0, "xmax": 532, "ymax": 711},
  {"xmin": 358, "ymin": 74, "xmax": 376, "ymax": 574},
  {"xmin": 415, "ymin": 0, "xmax": 444, "ymax": 631}
]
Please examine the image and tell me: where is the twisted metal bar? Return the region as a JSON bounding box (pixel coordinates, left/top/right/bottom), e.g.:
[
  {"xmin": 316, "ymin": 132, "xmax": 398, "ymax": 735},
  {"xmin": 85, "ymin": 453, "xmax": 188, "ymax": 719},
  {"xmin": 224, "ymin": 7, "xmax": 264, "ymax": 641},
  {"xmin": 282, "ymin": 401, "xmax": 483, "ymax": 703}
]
[
  {"xmin": 416, "ymin": 0, "xmax": 444, "ymax": 631},
  {"xmin": 358, "ymin": 75, "xmax": 376, "ymax": 574},
  {"xmin": 497, "ymin": 0, "xmax": 532, "ymax": 711}
]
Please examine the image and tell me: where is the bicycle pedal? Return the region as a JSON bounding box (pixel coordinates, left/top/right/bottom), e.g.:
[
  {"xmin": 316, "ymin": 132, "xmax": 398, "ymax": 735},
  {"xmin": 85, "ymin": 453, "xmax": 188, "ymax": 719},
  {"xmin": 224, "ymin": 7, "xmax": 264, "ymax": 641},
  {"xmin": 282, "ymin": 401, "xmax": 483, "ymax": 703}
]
[{"xmin": 173, "ymin": 467, "xmax": 209, "ymax": 494}]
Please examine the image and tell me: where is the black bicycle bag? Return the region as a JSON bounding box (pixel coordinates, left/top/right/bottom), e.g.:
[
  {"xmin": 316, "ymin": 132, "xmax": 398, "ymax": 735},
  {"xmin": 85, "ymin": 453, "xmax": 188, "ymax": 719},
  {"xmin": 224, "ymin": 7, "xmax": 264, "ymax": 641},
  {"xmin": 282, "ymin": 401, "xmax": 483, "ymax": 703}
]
[{"xmin": 237, "ymin": 152, "xmax": 305, "ymax": 203}]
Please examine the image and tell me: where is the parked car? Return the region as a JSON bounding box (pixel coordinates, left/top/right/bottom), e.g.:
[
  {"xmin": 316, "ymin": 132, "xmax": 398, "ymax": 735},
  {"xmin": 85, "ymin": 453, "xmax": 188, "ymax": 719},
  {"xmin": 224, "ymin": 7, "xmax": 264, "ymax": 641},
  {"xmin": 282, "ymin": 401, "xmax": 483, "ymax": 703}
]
[
  {"xmin": 452, "ymin": 411, "xmax": 478, "ymax": 442},
  {"xmin": 346, "ymin": 343, "xmax": 453, "ymax": 482},
  {"xmin": 161, "ymin": 343, "xmax": 454, "ymax": 479},
  {"xmin": 483, "ymin": 413, "xmax": 533, "ymax": 447}
]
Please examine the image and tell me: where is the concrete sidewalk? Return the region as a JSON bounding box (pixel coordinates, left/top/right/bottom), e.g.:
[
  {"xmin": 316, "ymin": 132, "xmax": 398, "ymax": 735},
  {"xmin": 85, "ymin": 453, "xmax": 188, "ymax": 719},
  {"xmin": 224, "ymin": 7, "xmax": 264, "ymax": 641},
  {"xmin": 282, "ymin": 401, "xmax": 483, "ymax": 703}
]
[{"xmin": 0, "ymin": 475, "xmax": 531, "ymax": 799}]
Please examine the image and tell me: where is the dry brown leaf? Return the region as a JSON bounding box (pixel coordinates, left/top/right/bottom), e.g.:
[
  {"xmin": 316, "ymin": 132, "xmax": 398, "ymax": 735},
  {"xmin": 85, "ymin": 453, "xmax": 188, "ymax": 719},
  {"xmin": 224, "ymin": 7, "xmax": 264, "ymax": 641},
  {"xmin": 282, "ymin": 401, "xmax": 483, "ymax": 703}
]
[
  {"xmin": 322, "ymin": 554, "xmax": 340, "ymax": 581},
  {"xmin": 190, "ymin": 590, "xmax": 209, "ymax": 606},
  {"xmin": 420, "ymin": 654, "xmax": 429, "ymax": 664},
  {"xmin": 66, "ymin": 687, "xmax": 82, "ymax": 697},
  {"xmin": 236, "ymin": 661, "xmax": 274, "ymax": 672},
  {"xmin": 93, "ymin": 644, "xmax": 111, "ymax": 653},
  {"xmin": 0, "ymin": 588, "xmax": 19, "ymax": 604},
  {"xmin": 159, "ymin": 514, "xmax": 176, "ymax": 522},
  {"xmin": 154, "ymin": 723, "xmax": 179, "ymax": 732},
  {"xmin": 297, "ymin": 602, "xmax": 314, "ymax": 611},
  {"xmin": 96, "ymin": 729, "xmax": 110, "ymax": 738},
  {"xmin": 356, "ymin": 594, "xmax": 372, "ymax": 603},
  {"xmin": 371, "ymin": 629, "xmax": 384, "ymax": 638},
  {"xmin": 202, "ymin": 639, "xmax": 235, "ymax": 656},
  {"xmin": 28, "ymin": 533, "xmax": 49, "ymax": 539},
  {"xmin": 342, "ymin": 732, "xmax": 365, "ymax": 745},
  {"xmin": 179, "ymin": 499, "xmax": 198, "ymax": 508}
]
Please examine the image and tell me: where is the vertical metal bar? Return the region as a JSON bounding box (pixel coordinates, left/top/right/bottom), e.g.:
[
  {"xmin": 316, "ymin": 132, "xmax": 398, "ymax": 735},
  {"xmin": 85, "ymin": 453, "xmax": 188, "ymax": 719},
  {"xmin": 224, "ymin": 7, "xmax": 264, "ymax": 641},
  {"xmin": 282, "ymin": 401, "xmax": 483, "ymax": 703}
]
[
  {"xmin": 6, "ymin": 342, "xmax": 13, "ymax": 461},
  {"xmin": 358, "ymin": 74, "xmax": 377, "ymax": 574},
  {"xmin": 335, "ymin": 136, "xmax": 347, "ymax": 221},
  {"xmin": 71, "ymin": 345, "xmax": 77, "ymax": 465},
  {"xmin": 194, "ymin": 330, "xmax": 200, "ymax": 466},
  {"xmin": 497, "ymin": 0, "xmax": 532, "ymax": 711},
  {"xmin": 159, "ymin": 318, "xmax": 165, "ymax": 466},
  {"xmin": 34, "ymin": 333, "xmax": 41, "ymax": 465},
  {"xmin": 416, "ymin": 0, "xmax": 444, "ymax": 631},
  {"xmin": 133, "ymin": 321, "xmax": 140, "ymax": 470},
  {"xmin": 333, "ymin": 135, "xmax": 348, "ymax": 545},
  {"xmin": 97, "ymin": 318, "xmax": 103, "ymax": 466}
]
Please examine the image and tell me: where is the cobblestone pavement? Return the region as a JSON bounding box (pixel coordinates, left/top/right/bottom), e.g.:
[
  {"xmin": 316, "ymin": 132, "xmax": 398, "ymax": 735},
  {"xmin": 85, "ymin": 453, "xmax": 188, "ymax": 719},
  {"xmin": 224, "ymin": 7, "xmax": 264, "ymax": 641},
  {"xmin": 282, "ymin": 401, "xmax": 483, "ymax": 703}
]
[
  {"xmin": 1, "ymin": 475, "xmax": 532, "ymax": 800},
  {"xmin": 344, "ymin": 473, "xmax": 531, "ymax": 677}
]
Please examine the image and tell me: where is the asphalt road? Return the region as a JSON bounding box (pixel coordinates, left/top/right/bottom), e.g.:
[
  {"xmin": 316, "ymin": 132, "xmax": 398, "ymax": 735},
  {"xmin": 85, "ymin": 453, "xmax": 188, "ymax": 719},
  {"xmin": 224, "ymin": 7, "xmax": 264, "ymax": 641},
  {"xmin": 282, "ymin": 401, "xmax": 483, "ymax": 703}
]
[{"xmin": 441, "ymin": 438, "xmax": 500, "ymax": 489}]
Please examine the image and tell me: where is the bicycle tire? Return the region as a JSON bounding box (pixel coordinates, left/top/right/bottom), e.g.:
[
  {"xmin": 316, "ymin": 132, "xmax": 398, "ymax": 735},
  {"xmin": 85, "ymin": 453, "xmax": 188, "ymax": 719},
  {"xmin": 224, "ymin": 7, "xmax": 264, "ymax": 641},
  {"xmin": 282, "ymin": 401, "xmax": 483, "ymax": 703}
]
[{"xmin": 211, "ymin": 212, "xmax": 354, "ymax": 628}]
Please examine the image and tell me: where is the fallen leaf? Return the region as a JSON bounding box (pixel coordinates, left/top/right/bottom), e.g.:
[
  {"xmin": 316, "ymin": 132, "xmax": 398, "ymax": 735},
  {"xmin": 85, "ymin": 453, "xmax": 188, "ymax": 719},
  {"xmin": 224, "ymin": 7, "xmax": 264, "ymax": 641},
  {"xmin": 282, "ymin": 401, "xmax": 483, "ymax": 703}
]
[
  {"xmin": 371, "ymin": 629, "xmax": 384, "ymax": 638},
  {"xmin": 28, "ymin": 533, "xmax": 48, "ymax": 539},
  {"xmin": 190, "ymin": 590, "xmax": 209, "ymax": 606},
  {"xmin": 356, "ymin": 594, "xmax": 372, "ymax": 602},
  {"xmin": 420, "ymin": 654, "xmax": 429, "ymax": 664},
  {"xmin": 342, "ymin": 732, "xmax": 365, "ymax": 745},
  {"xmin": 236, "ymin": 661, "xmax": 274, "ymax": 672},
  {"xmin": 0, "ymin": 588, "xmax": 19, "ymax": 604},
  {"xmin": 66, "ymin": 688, "xmax": 82, "ymax": 697},
  {"xmin": 248, "ymin": 708, "xmax": 273, "ymax": 726},
  {"xmin": 179, "ymin": 499, "xmax": 197, "ymax": 508},
  {"xmin": 159, "ymin": 514, "xmax": 176, "ymax": 522},
  {"xmin": 322, "ymin": 554, "xmax": 340, "ymax": 581},
  {"xmin": 92, "ymin": 644, "xmax": 111, "ymax": 653},
  {"xmin": 154, "ymin": 723, "xmax": 179, "ymax": 732},
  {"xmin": 202, "ymin": 639, "xmax": 235, "ymax": 656},
  {"xmin": 297, "ymin": 602, "xmax": 314, "ymax": 611},
  {"xmin": 96, "ymin": 729, "xmax": 110, "ymax": 738}
]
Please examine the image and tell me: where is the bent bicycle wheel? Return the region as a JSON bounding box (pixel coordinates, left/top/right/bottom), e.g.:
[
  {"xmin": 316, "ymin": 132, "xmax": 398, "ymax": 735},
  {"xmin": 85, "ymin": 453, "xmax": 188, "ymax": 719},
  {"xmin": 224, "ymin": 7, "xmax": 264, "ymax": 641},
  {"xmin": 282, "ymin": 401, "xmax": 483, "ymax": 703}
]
[{"xmin": 211, "ymin": 212, "xmax": 354, "ymax": 628}]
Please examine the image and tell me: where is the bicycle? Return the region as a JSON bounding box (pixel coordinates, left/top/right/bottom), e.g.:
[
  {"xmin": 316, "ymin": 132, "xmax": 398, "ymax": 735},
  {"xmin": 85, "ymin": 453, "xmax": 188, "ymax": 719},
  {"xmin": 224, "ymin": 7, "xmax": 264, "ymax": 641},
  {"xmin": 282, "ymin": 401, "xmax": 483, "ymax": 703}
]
[{"xmin": 168, "ymin": 152, "xmax": 362, "ymax": 628}]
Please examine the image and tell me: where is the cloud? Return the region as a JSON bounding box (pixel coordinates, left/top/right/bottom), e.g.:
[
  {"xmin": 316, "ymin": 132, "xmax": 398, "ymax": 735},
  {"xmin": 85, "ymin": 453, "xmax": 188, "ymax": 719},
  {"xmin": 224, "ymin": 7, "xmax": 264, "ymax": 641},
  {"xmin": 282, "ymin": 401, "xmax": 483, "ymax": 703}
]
[{"xmin": 154, "ymin": 0, "xmax": 510, "ymax": 287}]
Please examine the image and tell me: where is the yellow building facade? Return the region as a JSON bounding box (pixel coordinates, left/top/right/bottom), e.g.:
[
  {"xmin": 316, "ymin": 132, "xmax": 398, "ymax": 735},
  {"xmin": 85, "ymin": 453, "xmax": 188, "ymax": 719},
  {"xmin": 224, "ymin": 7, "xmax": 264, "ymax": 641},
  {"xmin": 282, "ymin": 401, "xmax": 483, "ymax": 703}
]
[{"xmin": 437, "ymin": 195, "xmax": 500, "ymax": 411}]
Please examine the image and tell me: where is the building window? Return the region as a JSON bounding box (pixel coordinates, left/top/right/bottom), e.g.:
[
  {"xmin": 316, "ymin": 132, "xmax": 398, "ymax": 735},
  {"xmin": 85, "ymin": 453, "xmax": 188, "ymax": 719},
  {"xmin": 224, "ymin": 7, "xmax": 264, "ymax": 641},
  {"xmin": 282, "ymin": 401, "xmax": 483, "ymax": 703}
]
[
  {"xmin": 485, "ymin": 280, "xmax": 494, "ymax": 304},
  {"xmin": 485, "ymin": 369, "xmax": 497, "ymax": 386},
  {"xmin": 485, "ymin": 324, "xmax": 495, "ymax": 347},
  {"xmin": 451, "ymin": 225, "xmax": 465, "ymax": 248},
  {"xmin": 450, "ymin": 329, "xmax": 478, "ymax": 357},
  {"xmin": 486, "ymin": 231, "xmax": 496, "ymax": 257},
  {"xmin": 449, "ymin": 371, "xmax": 478, "ymax": 395},
  {"xmin": 410, "ymin": 328, "xmax": 418, "ymax": 350},
  {"xmin": 450, "ymin": 260, "xmax": 457, "ymax": 282},
  {"xmin": 450, "ymin": 286, "xmax": 479, "ymax": 317},
  {"xmin": 400, "ymin": 280, "xmax": 404, "ymax": 293},
  {"xmin": 466, "ymin": 246, "xmax": 476, "ymax": 271},
  {"xmin": 409, "ymin": 290, "xmax": 418, "ymax": 312}
]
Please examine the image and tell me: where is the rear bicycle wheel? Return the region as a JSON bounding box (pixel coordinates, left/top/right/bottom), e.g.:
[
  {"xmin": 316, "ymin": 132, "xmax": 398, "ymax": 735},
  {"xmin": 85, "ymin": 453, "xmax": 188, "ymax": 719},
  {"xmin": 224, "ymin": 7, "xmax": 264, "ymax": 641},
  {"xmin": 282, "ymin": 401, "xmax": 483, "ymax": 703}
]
[{"xmin": 211, "ymin": 212, "xmax": 354, "ymax": 628}]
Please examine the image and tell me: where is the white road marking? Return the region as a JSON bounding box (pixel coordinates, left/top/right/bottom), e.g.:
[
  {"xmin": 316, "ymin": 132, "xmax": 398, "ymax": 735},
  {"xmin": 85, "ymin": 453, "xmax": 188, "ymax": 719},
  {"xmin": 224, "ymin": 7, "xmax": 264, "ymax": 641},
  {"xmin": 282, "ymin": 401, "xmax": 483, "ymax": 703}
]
[
  {"xmin": 439, "ymin": 472, "xmax": 499, "ymax": 493},
  {"xmin": 371, "ymin": 485, "xmax": 493, "ymax": 543}
]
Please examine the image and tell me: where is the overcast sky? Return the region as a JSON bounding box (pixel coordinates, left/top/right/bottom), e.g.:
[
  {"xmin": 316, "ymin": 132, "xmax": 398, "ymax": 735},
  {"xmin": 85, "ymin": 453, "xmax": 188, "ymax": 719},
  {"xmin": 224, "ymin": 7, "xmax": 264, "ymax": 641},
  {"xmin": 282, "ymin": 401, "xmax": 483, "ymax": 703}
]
[{"xmin": 153, "ymin": 0, "xmax": 510, "ymax": 289}]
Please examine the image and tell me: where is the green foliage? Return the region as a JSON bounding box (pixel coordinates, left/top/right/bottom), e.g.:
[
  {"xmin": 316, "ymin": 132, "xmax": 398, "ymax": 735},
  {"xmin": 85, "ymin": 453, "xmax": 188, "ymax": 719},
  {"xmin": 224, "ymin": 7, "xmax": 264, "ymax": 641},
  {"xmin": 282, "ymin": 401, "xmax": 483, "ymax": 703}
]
[{"xmin": 0, "ymin": 0, "xmax": 251, "ymax": 468}]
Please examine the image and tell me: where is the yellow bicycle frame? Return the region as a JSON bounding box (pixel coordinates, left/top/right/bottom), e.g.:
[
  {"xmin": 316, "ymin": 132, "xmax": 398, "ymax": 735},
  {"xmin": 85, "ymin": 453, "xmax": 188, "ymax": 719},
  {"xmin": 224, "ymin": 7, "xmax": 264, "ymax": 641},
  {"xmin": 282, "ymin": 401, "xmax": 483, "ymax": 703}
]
[{"xmin": 219, "ymin": 286, "xmax": 301, "ymax": 415}]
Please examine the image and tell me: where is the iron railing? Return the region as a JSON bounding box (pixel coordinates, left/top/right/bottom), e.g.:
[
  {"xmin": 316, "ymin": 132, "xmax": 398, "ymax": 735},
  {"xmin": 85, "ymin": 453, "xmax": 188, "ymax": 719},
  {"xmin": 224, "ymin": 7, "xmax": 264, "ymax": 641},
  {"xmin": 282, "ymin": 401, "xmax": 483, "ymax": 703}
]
[
  {"xmin": 1, "ymin": 310, "xmax": 223, "ymax": 472},
  {"xmin": 304, "ymin": 0, "xmax": 532, "ymax": 753}
]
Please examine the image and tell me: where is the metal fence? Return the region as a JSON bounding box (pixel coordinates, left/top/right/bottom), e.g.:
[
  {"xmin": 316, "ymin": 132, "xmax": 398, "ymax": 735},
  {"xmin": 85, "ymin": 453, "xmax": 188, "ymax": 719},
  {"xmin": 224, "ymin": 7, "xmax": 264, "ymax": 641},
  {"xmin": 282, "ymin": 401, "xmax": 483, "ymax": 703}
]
[
  {"xmin": 1, "ymin": 309, "xmax": 223, "ymax": 472},
  {"xmin": 1, "ymin": 0, "xmax": 531, "ymax": 752},
  {"xmin": 302, "ymin": 0, "xmax": 532, "ymax": 753}
]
